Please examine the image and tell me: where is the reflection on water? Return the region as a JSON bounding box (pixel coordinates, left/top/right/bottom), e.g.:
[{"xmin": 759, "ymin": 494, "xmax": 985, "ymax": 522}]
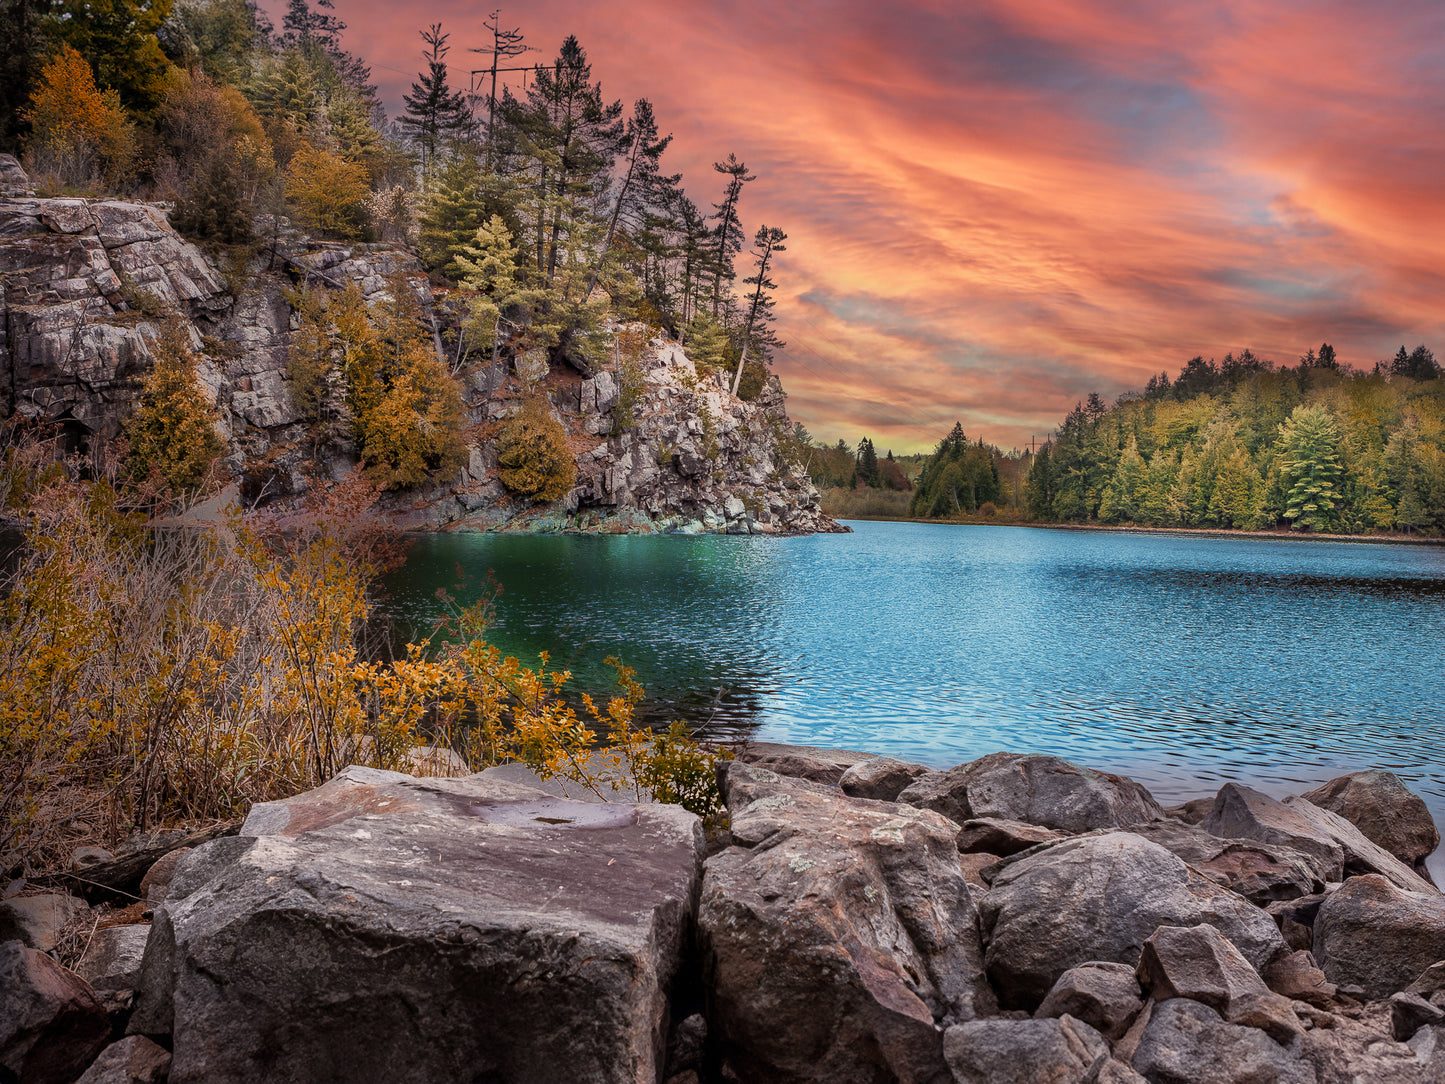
[{"xmin": 377, "ymin": 523, "xmax": 1445, "ymax": 878}]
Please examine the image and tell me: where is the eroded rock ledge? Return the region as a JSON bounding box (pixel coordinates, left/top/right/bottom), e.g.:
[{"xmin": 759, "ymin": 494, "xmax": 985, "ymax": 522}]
[
  {"xmin": 5, "ymin": 747, "xmax": 1443, "ymax": 1083},
  {"xmin": 0, "ymin": 165, "xmax": 842, "ymax": 537}
]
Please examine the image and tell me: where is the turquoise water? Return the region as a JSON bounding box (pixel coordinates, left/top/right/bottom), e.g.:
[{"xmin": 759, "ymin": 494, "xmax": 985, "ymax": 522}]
[{"xmin": 378, "ymin": 522, "xmax": 1445, "ymax": 876}]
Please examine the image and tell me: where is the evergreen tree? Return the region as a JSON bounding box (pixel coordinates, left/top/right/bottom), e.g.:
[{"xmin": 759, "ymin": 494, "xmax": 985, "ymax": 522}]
[
  {"xmin": 708, "ymin": 153, "xmax": 754, "ymax": 314},
  {"xmin": 399, "ymin": 24, "xmax": 471, "ymax": 182},
  {"xmin": 1276, "ymin": 405, "xmax": 1342, "ymax": 532},
  {"xmin": 583, "ymin": 97, "xmax": 677, "ymax": 300},
  {"xmin": 730, "ymin": 225, "xmax": 786, "ymax": 395},
  {"xmin": 855, "ymin": 438, "xmax": 880, "ymax": 488},
  {"xmin": 417, "ymin": 154, "xmax": 484, "ymax": 275},
  {"xmin": 125, "ymin": 320, "xmax": 224, "ymax": 491}
]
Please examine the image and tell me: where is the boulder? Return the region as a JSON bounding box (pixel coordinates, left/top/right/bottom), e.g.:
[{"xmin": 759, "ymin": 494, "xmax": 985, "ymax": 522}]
[
  {"xmin": 1391, "ymin": 993, "xmax": 1445, "ymax": 1041},
  {"xmin": 1408, "ymin": 1026, "xmax": 1445, "ymax": 1081},
  {"xmin": 74, "ymin": 924, "xmax": 150, "ymax": 993},
  {"xmin": 978, "ymin": 832, "xmax": 1284, "ymax": 1009},
  {"xmin": 0, "ymin": 892, "xmax": 89, "ymax": 951},
  {"xmin": 1128, "ymin": 821, "xmax": 1325, "ymax": 904},
  {"xmin": 1164, "ymin": 797, "xmax": 1215, "ymax": 824},
  {"xmin": 138, "ymin": 848, "xmax": 190, "ymax": 906},
  {"xmin": 1300, "ymin": 769, "xmax": 1440, "ymax": 871},
  {"xmin": 74, "ymin": 1036, "xmax": 171, "ymax": 1084},
  {"xmin": 1312, "ymin": 874, "xmax": 1445, "ymax": 999},
  {"xmin": 1200, "ymin": 783, "xmax": 1345, "ymax": 881},
  {"xmin": 1406, "ymin": 961, "xmax": 1445, "ymax": 998},
  {"xmin": 1282, "ymin": 796, "xmax": 1437, "ymax": 895},
  {"xmin": 898, "ymin": 753, "xmax": 1165, "ymax": 834},
  {"xmin": 1128, "ymin": 998, "xmax": 1316, "ymax": 1084},
  {"xmin": 839, "ymin": 755, "xmax": 931, "ymax": 801},
  {"xmin": 1135, "ymin": 924, "xmax": 1301, "ymax": 1044},
  {"xmin": 1034, "ymin": 961, "xmax": 1144, "ymax": 1040},
  {"xmin": 730, "ymin": 741, "xmax": 874, "ymax": 786},
  {"xmin": 942, "ymin": 1015, "xmax": 1109, "ymax": 1084},
  {"xmin": 1262, "ymin": 951, "xmax": 1336, "ymax": 1008},
  {"xmin": 0, "ymin": 940, "xmax": 112, "ymax": 1084},
  {"xmin": 1299, "ymin": 1009, "xmax": 1431, "ymax": 1084},
  {"xmin": 130, "ymin": 765, "xmax": 704, "ymax": 1084},
  {"xmin": 955, "ymin": 818, "xmax": 1067, "ymax": 857},
  {"xmin": 699, "ymin": 762, "xmax": 995, "ymax": 1084}
]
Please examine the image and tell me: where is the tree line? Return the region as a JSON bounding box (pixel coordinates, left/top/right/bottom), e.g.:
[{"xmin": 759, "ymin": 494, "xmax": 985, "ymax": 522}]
[{"xmin": 1025, "ymin": 345, "xmax": 1445, "ymax": 534}]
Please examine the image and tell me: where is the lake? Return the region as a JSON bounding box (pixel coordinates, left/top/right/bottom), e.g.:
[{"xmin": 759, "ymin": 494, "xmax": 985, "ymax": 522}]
[{"xmin": 377, "ymin": 521, "xmax": 1445, "ymax": 878}]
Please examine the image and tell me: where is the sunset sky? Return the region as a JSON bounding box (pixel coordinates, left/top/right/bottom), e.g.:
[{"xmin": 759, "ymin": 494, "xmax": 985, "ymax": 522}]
[{"xmin": 304, "ymin": 0, "xmax": 1445, "ymax": 452}]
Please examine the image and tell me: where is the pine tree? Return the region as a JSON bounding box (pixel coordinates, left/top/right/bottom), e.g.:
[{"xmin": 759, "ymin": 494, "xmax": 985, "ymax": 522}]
[
  {"xmin": 125, "ymin": 320, "xmax": 224, "ymax": 491},
  {"xmin": 730, "ymin": 225, "xmax": 786, "ymax": 395},
  {"xmin": 1276, "ymin": 405, "xmax": 1342, "ymax": 532},
  {"xmin": 708, "ymin": 153, "xmax": 754, "ymax": 314},
  {"xmin": 399, "ymin": 24, "xmax": 471, "ymax": 182},
  {"xmin": 417, "ymin": 154, "xmax": 484, "ymax": 275}
]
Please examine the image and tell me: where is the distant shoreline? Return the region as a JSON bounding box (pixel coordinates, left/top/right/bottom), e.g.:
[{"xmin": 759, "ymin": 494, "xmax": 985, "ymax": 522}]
[{"xmin": 834, "ymin": 515, "xmax": 1445, "ymax": 546}]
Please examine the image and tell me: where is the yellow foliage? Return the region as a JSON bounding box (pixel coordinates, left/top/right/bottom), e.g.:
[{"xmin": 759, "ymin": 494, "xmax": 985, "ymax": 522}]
[
  {"xmin": 123, "ymin": 319, "xmax": 225, "ymax": 492},
  {"xmin": 285, "ymin": 141, "xmax": 370, "ymax": 239},
  {"xmin": 359, "ymin": 345, "xmax": 466, "ymax": 490},
  {"xmin": 23, "ymin": 45, "xmax": 136, "ymax": 189},
  {"xmin": 497, "ymin": 399, "xmax": 577, "ymax": 502}
]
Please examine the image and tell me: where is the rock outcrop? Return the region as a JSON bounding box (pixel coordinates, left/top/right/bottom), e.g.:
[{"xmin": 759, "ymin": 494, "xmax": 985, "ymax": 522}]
[
  {"xmin": 0, "ymin": 174, "xmax": 840, "ymax": 536},
  {"xmin": 9, "ymin": 744, "xmax": 1444, "ymax": 1083},
  {"xmin": 1301, "ymin": 769, "xmax": 1440, "ymax": 875},
  {"xmin": 130, "ymin": 765, "xmax": 704, "ymax": 1083}
]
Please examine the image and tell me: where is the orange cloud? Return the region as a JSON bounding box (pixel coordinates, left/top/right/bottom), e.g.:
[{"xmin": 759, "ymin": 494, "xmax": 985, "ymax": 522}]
[{"xmin": 299, "ymin": 0, "xmax": 1445, "ymax": 450}]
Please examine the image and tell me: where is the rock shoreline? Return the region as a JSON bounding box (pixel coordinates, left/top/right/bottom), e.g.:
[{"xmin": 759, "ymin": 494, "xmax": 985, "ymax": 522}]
[{"xmin": 5, "ymin": 744, "xmax": 1444, "ymax": 1083}]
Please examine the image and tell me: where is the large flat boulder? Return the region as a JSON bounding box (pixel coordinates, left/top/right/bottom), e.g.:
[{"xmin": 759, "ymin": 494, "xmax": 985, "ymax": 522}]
[
  {"xmin": 130, "ymin": 766, "xmax": 703, "ymax": 1084},
  {"xmin": 1301, "ymin": 770, "xmax": 1440, "ymax": 872},
  {"xmin": 699, "ymin": 762, "xmax": 995, "ymax": 1084},
  {"xmin": 978, "ymin": 832, "xmax": 1284, "ymax": 1009},
  {"xmin": 839, "ymin": 755, "xmax": 931, "ymax": 801},
  {"xmin": 898, "ymin": 753, "xmax": 1164, "ymax": 834},
  {"xmin": 1312, "ymin": 874, "xmax": 1445, "ymax": 999}
]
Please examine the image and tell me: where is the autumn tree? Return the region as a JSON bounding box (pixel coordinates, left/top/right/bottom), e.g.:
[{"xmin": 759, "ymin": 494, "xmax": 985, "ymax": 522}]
[
  {"xmin": 49, "ymin": 0, "xmax": 175, "ymax": 114},
  {"xmin": 125, "ymin": 320, "xmax": 224, "ymax": 492},
  {"xmin": 23, "ymin": 45, "xmax": 135, "ymax": 188},
  {"xmin": 285, "ymin": 141, "xmax": 369, "ymax": 238}
]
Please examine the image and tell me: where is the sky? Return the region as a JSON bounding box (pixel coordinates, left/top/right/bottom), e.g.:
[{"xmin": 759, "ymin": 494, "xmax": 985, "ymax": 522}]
[{"xmin": 304, "ymin": 0, "xmax": 1445, "ymax": 452}]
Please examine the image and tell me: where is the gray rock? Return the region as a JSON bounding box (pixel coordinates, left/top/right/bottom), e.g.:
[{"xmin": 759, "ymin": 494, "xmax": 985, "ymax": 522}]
[
  {"xmin": 1128, "ymin": 821, "xmax": 1325, "ymax": 904},
  {"xmin": 700, "ymin": 762, "xmax": 995, "ymax": 1084},
  {"xmin": 1407, "ymin": 1026, "xmax": 1445, "ymax": 1081},
  {"xmin": 942, "ymin": 1015, "xmax": 1109, "ymax": 1084},
  {"xmin": 0, "ymin": 153, "xmax": 29, "ymax": 194},
  {"xmin": 0, "ymin": 940, "xmax": 112, "ymax": 1084},
  {"xmin": 138, "ymin": 847, "xmax": 191, "ymax": 905},
  {"xmin": 131, "ymin": 765, "xmax": 703, "ymax": 1084},
  {"xmin": 1312, "ymin": 874, "xmax": 1445, "ymax": 998},
  {"xmin": 1164, "ymin": 797, "xmax": 1215, "ymax": 824},
  {"xmin": 1200, "ymin": 783, "xmax": 1346, "ymax": 882},
  {"xmin": 70, "ymin": 846, "xmax": 114, "ymax": 871},
  {"xmin": 1406, "ymin": 961, "xmax": 1445, "ymax": 997},
  {"xmin": 1129, "ymin": 998, "xmax": 1316, "ymax": 1084},
  {"xmin": 1282, "ymin": 796, "xmax": 1437, "ymax": 895},
  {"xmin": 978, "ymin": 832, "xmax": 1284, "ymax": 1009},
  {"xmin": 1301, "ymin": 770, "xmax": 1440, "ymax": 871},
  {"xmin": 74, "ymin": 1036, "xmax": 171, "ymax": 1084},
  {"xmin": 730, "ymin": 741, "xmax": 874, "ymax": 786},
  {"xmin": 1299, "ymin": 1010, "xmax": 1430, "ymax": 1084},
  {"xmin": 0, "ymin": 892, "xmax": 89, "ymax": 951},
  {"xmin": 74, "ymin": 924, "xmax": 150, "ymax": 992},
  {"xmin": 1391, "ymin": 993, "xmax": 1445, "ymax": 1041},
  {"xmin": 1034, "ymin": 961, "xmax": 1144, "ymax": 1040},
  {"xmin": 1136, "ymin": 924, "xmax": 1302, "ymax": 1044},
  {"xmin": 899, "ymin": 753, "xmax": 1165, "ymax": 834},
  {"xmin": 956, "ymin": 818, "xmax": 1068, "ymax": 857},
  {"xmin": 839, "ymin": 755, "xmax": 932, "ymax": 801}
]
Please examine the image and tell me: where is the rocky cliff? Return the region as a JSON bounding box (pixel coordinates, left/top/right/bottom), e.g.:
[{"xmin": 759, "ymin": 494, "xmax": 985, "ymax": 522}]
[{"xmin": 0, "ymin": 155, "xmax": 843, "ymax": 536}]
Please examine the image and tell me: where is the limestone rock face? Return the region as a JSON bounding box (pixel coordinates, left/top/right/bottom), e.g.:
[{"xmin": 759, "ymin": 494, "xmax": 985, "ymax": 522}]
[
  {"xmin": 699, "ymin": 762, "xmax": 995, "ymax": 1084},
  {"xmin": 130, "ymin": 765, "xmax": 704, "ymax": 1084},
  {"xmin": 0, "ymin": 194, "xmax": 840, "ymax": 537},
  {"xmin": 1128, "ymin": 999, "xmax": 1317, "ymax": 1084},
  {"xmin": 978, "ymin": 832, "xmax": 1284, "ymax": 1008},
  {"xmin": 1300, "ymin": 770, "xmax": 1440, "ymax": 872},
  {"xmin": 0, "ymin": 940, "xmax": 111, "ymax": 1084},
  {"xmin": 942, "ymin": 1015, "xmax": 1110, "ymax": 1084},
  {"xmin": 1312, "ymin": 874, "xmax": 1445, "ymax": 999},
  {"xmin": 898, "ymin": 753, "xmax": 1165, "ymax": 834}
]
